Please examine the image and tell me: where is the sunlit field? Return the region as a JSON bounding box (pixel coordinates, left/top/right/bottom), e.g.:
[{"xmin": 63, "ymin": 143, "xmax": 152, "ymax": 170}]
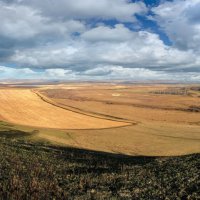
[{"xmin": 0, "ymin": 82, "xmax": 199, "ymax": 199}]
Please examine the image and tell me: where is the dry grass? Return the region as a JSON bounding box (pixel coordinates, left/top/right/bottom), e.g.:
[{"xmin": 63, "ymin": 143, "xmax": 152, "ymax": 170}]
[
  {"xmin": 0, "ymin": 83, "xmax": 199, "ymax": 199},
  {"xmin": 0, "ymin": 89, "xmax": 129, "ymax": 129},
  {"xmin": 0, "ymin": 83, "xmax": 200, "ymax": 156},
  {"xmin": 38, "ymin": 83, "xmax": 200, "ymax": 156}
]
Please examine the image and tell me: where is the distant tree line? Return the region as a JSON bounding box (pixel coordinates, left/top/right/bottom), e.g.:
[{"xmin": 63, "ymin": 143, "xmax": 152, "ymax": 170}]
[
  {"xmin": 190, "ymin": 87, "xmax": 200, "ymax": 91},
  {"xmin": 151, "ymin": 87, "xmax": 189, "ymax": 95}
]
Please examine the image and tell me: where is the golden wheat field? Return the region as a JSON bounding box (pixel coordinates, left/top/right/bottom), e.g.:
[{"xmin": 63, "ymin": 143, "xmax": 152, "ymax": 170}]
[
  {"xmin": 0, "ymin": 83, "xmax": 200, "ymax": 156},
  {"xmin": 0, "ymin": 89, "xmax": 128, "ymax": 129}
]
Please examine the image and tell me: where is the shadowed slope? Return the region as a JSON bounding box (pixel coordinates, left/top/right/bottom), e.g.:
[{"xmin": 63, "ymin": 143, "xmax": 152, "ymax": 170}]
[{"xmin": 0, "ymin": 129, "xmax": 199, "ymax": 199}]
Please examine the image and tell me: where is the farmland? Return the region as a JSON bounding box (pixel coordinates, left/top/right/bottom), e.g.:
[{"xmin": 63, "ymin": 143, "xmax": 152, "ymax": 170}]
[
  {"xmin": 0, "ymin": 82, "xmax": 199, "ymax": 199},
  {"xmin": 0, "ymin": 89, "xmax": 128, "ymax": 130},
  {"xmin": 38, "ymin": 83, "xmax": 200, "ymax": 156},
  {"xmin": 0, "ymin": 83, "xmax": 200, "ymax": 156}
]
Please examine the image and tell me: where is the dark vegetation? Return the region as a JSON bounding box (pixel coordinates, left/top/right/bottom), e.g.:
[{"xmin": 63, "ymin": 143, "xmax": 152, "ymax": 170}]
[
  {"xmin": 151, "ymin": 87, "xmax": 189, "ymax": 95},
  {"xmin": 0, "ymin": 128, "xmax": 199, "ymax": 199},
  {"xmin": 190, "ymin": 87, "xmax": 200, "ymax": 92},
  {"xmin": 187, "ymin": 106, "xmax": 200, "ymax": 113}
]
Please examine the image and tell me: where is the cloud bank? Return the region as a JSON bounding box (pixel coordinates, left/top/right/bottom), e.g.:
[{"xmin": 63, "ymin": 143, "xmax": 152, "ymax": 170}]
[{"xmin": 0, "ymin": 0, "xmax": 200, "ymax": 81}]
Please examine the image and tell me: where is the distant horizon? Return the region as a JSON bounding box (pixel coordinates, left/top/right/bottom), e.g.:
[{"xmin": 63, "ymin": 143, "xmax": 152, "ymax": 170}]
[{"xmin": 0, "ymin": 79, "xmax": 200, "ymax": 85}]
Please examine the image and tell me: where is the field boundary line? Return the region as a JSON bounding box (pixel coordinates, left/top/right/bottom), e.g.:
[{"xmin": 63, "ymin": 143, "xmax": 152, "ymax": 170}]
[{"xmin": 32, "ymin": 89, "xmax": 137, "ymax": 126}]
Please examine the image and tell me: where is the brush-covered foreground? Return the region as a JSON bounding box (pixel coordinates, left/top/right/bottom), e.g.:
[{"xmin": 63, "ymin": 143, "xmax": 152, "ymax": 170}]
[{"xmin": 0, "ymin": 129, "xmax": 199, "ymax": 200}]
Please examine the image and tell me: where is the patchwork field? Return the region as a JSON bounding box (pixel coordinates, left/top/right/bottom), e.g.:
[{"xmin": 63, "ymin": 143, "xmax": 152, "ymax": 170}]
[{"xmin": 0, "ymin": 83, "xmax": 200, "ymax": 156}]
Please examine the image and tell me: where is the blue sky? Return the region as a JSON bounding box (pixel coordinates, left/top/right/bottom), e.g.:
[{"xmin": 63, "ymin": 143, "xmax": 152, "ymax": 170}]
[{"xmin": 0, "ymin": 0, "xmax": 200, "ymax": 81}]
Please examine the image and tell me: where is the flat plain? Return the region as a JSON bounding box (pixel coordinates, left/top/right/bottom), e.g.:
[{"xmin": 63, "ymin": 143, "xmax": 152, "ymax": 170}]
[{"xmin": 0, "ymin": 82, "xmax": 199, "ymax": 156}]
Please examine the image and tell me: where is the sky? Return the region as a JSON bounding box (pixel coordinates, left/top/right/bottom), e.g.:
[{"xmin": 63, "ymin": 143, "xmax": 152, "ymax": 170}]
[{"xmin": 0, "ymin": 0, "xmax": 200, "ymax": 82}]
